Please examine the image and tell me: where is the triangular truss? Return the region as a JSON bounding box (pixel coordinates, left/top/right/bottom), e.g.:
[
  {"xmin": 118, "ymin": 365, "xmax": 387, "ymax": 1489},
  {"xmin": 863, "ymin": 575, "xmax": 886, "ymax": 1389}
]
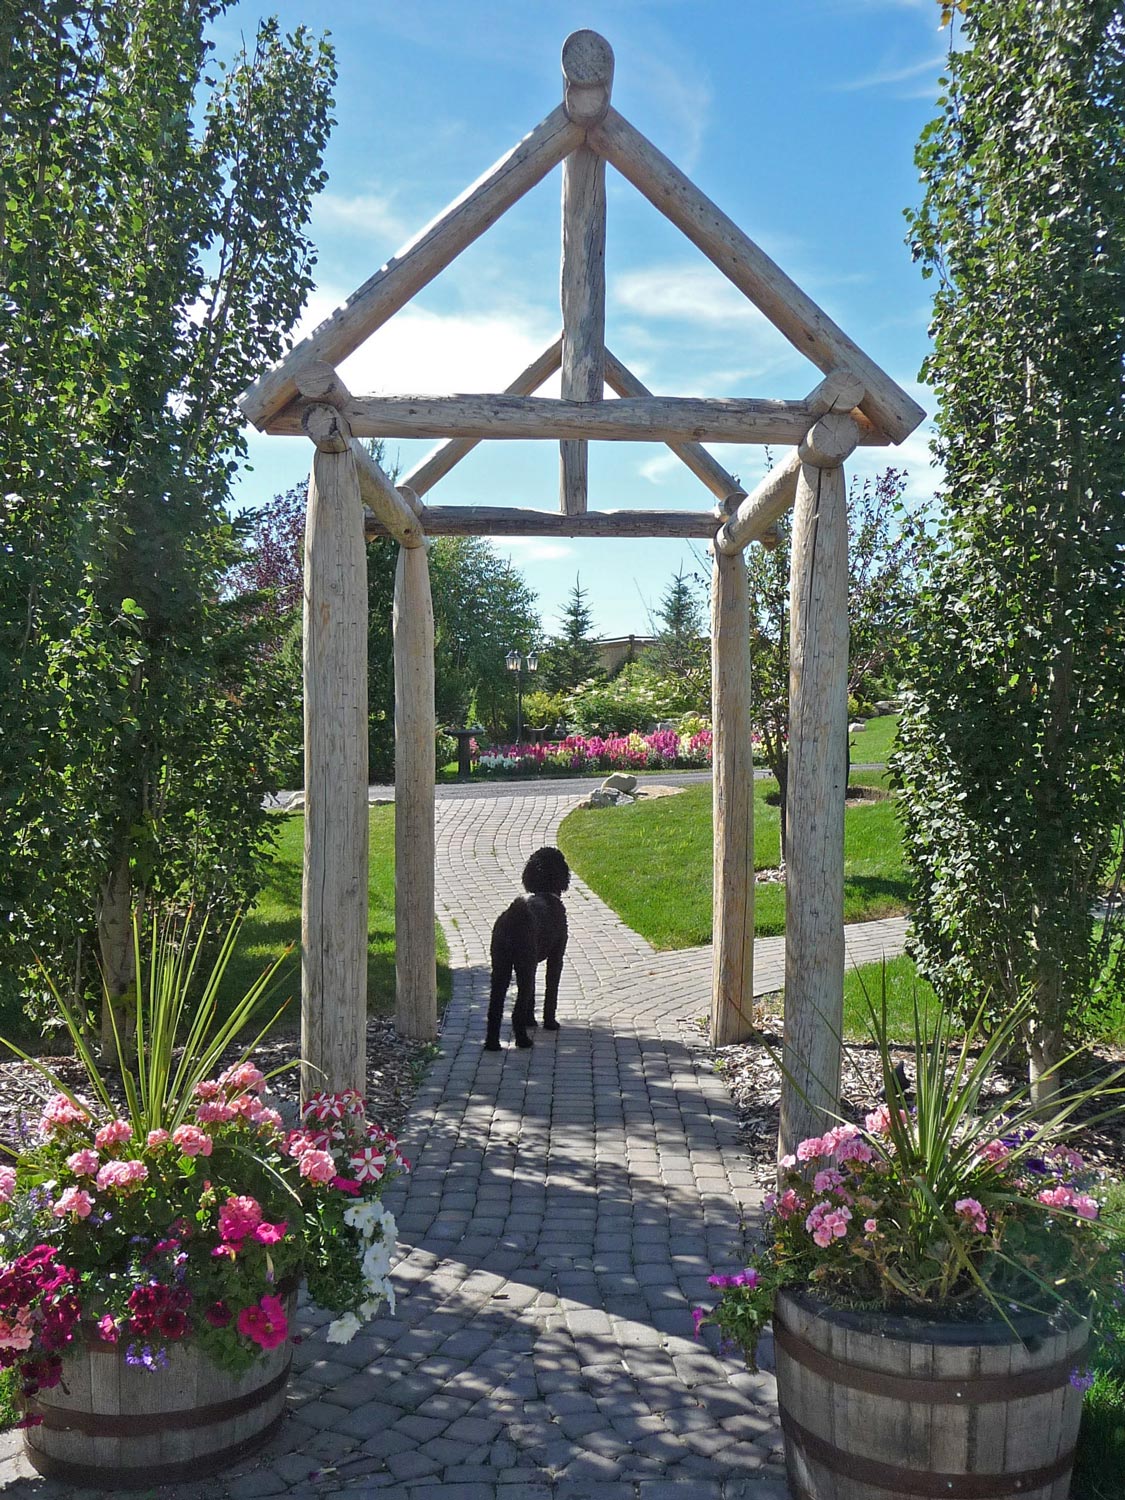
[{"xmin": 239, "ymin": 29, "xmax": 924, "ymax": 548}]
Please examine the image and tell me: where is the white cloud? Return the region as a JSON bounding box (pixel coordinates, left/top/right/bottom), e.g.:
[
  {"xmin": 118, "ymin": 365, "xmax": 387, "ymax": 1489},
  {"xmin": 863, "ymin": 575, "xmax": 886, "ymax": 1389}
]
[
  {"xmin": 639, "ymin": 452, "xmax": 681, "ymax": 487},
  {"xmin": 611, "ymin": 263, "xmax": 806, "ymax": 389},
  {"xmin": 289, "ymin": 290, "xmax": 562, "ymax": 396},
  {"xmin": 615, "ymin": 262, "xmax": 770, "ymax": 329},
  {"xmin": 836, "ymin": 54, "xmax": 945, "ymax": 92},
  {"xmin": 313, "ymin": 191, "xmax": 408, "ymax": 244},
  {"xmin": 501, "ymin": 539, "xmax": 575, "ymax": 562},
  {"xmin": 626, "ymin": 53, "xmax": 714, "ymax": 173}
]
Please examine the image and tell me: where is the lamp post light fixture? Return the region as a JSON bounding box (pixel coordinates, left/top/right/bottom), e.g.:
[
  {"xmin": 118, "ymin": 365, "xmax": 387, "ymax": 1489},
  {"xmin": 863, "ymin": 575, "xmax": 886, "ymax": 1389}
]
[{"xmin": 505, "ymin": 649, "xmax": 538, "ymax": 745}]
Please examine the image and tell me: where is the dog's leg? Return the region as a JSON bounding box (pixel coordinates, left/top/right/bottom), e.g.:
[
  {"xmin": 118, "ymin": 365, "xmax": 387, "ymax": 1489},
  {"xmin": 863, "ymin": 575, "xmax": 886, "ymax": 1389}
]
[
  {"xmin": 542, "ymin": 948, "xmax": 564, "ymax": 1032},
  {"xmin": 485, "ymin": 946, "xmax": 513, "ymax": 1051},
  {"xmin": 512, "ymin": 959, "xmax": 536, "ymax": 1048}
]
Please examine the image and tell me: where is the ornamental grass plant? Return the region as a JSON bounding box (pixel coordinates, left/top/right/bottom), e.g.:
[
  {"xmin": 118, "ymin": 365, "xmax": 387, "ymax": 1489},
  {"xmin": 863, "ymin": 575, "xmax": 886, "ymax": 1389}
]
[
  {"xmin": 699, "ymin": 985, "xmax": 1125, "ymax": 1369},
  {"xmin": 0, "ymin": 911, "xmax": 407, "ymax": 1418}
]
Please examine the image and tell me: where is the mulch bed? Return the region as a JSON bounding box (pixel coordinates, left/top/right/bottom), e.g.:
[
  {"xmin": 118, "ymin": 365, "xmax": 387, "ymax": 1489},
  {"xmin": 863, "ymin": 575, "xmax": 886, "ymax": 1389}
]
[{"xmin": 710, "ymin": 998, "xmax": 1125, "ymax": 1191}]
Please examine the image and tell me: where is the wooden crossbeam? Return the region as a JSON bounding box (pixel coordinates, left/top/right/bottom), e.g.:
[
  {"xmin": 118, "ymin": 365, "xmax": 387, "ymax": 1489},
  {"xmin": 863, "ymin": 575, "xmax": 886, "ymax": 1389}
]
[
  {"xmin": 587, "ymin": 106, "xmax": 924, "ymax": 445},
  {"xmin": 364, "ymin": 505, "xmax": 720, "ymax": 540},
  {"xmin": 239, "ymin": 106, "xmax": 583, "ymax": 430},
  {"xmin": 715, "ymin": 451, "xmax": 801, "ymax": 555},
  {"xmin": 399, "ymin": 338, "xmax": 562, "ymax": 498},
  {"xmin": 271, "ymin": 392, "xmax": 890, "ymax": 445}
]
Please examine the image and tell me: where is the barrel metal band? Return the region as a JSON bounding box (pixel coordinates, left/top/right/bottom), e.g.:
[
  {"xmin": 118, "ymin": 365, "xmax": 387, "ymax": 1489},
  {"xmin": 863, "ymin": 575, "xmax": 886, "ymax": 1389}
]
[
  {"xmin": 28, "ymin": 1359, "xmax": 290, "ymax": 1436},
  {"xmin": 24, "ymin": 1410, "xmax": 285, "ymax": 1489},
  {"xmin": 774, "ymin": 1312, "xmax": 1086, "ymax": 1404},
  {"xmin": 781, "ymin": 1410, "xmax": 1075, "ymax": 1499}
]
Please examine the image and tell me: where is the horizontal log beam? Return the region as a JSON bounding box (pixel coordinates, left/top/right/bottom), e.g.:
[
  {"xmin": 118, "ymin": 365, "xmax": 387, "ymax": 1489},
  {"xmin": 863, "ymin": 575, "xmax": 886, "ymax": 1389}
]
[
  {"xmin": 269, "ymin": 392, "xmax": 892, "ymax": 446},
  {"xmin": 364, "ymin": 505, "xmax": 721, "ymax": 540},
  {"xmin": 400, "ymin": 338, "xmax": 563, "ymax": 498},
  {"xmin": 587, "ymin": 107, "xmax": 924, "ymax": 445},
  {"xmin": 239, "ymin": 106, "xmax": 583, "ymax": 430}
]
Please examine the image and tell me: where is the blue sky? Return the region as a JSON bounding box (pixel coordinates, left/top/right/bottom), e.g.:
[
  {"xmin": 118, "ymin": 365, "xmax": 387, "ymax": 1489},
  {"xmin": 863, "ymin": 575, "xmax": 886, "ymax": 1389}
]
[{"xmin": 224, "ymin": 0, "xmax": 948, "ymax": 639}]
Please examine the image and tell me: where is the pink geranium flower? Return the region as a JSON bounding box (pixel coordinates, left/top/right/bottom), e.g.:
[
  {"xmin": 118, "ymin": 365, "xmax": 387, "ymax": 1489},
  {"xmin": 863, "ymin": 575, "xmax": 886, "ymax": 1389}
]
[
  {"xmin": 218, "ymin": 1195, "xmax": 263, "ymax": 1242},
  {"xmin": 52, "ymin": 1187, "xmax": 93, "ymax": 1220},
  {"xmin": 94, "ymin": 1119, "xmax": 132, "ymax": 1150},
  {"xmin": 1038, "ymin": 1186, "xmax": 1099, "ymax": 1220},
  {"xmin": 0, "ymin": 1166, "xmax": 17, "ymax": 1204},
  {"xmin": 40, "ymin": 1094, "xmax": 88, "ymax": 1132},
  {"xmin": 955, "ymin": 1198, "xmax": 988, "ymax": 1233},
  {"xmin": 95, "ymin": 1159, "xmax": 148, "ymax": 1192},
  {"xmin": 194, "ymin": 1101, "xmax": 236, "ymax": 1125},
  {"xmin": 171, "ymin": 1125, "xmax": 213, "ymax": 1158},
  {"xmin": 297, "ymin": 1149, "xmax": 337, "ymax": 1185},
  {"xmin": 145, "ymin": 1130, "xmax": 169, "ymax": 1149},
  {"xmin": 65, "ymin": 1149, "xmax": 100, "ymax": 1177},
  {"xmin": 220, "ymin": 1062, "xmax": 266, "ymax": 1095}
]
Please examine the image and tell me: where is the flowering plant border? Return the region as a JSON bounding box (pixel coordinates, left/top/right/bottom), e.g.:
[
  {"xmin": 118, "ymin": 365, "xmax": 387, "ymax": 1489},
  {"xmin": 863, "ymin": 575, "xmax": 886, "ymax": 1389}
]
[{"xmin": 472, "ymin": 728, "xmax": 716, "ymax": 777}]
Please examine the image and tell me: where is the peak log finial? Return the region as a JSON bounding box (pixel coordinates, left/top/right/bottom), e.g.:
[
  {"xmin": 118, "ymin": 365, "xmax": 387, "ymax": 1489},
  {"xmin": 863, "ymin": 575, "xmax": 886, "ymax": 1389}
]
[{"xmin": 561, "ymin": 30, "xmax": 615, "ymax": 124}]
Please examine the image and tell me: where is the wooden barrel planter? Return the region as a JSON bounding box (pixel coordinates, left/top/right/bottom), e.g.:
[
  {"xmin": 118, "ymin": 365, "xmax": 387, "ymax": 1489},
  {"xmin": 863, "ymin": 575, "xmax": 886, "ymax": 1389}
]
[
  {"xmin": 22, "ymin": 1296, "xmax": 295, "ymax": 1488},
  {"xmin": 774, "ymin": 1286, "xmax": 1089, "ymax": 1500}
]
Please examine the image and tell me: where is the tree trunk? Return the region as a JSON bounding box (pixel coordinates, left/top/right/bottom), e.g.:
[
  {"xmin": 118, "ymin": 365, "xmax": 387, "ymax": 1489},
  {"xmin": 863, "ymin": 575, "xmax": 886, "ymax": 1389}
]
[
  {"xmin": 1027, "ymin": 965, "xmax": 1066, "ymax": 1109},
  {"xmin": 97, "ymin": 854, "xmax": 136, "ymax": 1059}
]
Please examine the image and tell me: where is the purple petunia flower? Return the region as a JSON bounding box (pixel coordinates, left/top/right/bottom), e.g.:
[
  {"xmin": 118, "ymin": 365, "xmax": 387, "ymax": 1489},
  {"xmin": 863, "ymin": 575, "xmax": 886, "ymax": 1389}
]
[
  {"xmin": 125, "ymin": 1343, "xmax": 169, "ymax": 1372},
  {"xmin": 1069, "ymin": 1367, "xmax": 1095, "ymax": 1392}
]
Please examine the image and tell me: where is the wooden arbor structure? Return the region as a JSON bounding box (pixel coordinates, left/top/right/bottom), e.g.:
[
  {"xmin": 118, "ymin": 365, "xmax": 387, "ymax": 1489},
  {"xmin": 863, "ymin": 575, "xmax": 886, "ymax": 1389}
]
[{"xmin": 239, "ymin": 32, "xmax": 924, "ymax": 1154}]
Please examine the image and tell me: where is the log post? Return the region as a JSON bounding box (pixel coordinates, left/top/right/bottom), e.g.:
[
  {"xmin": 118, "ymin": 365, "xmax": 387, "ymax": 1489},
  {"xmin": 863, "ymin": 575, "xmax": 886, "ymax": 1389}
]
[
  {"xmin": 393, "ymin": 544, "xmax": 437, "ymax": 1040},
  {"xmin": 302, "ymin": 446, "xmax": 369, "ymax": 1099},
  {"xmin": 559, "ymin": 32, "xmax": 612, "ymax": 516},
  {"xmin": 711, "ymin": 545, "xmax": 754, "ymax": 1046},
  {"xmin": 778, "ymin": 449, "xmax": 852, "ymax": 1161}
]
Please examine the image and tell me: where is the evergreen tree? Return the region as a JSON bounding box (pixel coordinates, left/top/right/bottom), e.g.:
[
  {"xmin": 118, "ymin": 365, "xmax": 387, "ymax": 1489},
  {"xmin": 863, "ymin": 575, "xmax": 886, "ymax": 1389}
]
[
  {"xmin": 651, "ymin": 567, "xmax": 709, "ymax": 694},
  {"xmin": 542, "ymin": 576, "xmax": 602, "ymax": 692}
]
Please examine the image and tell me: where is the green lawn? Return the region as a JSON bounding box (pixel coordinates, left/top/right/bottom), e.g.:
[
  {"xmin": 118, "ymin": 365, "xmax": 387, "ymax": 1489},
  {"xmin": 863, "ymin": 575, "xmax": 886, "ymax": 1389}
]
[
  {"xmin": 218, "ymin": 806, "xmax": 451, "ymax": 1032},
  {"xmin": 558, "ymin": 774, "xmax": 910, "ymax": 949},
  {"xmin": 850, "ymin": 712, "xmax": 899, "ymax": 763}
]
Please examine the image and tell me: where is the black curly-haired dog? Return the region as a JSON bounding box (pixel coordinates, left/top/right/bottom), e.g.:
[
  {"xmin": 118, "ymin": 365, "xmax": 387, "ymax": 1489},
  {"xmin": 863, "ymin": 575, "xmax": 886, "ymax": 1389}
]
[{"xmin": 484, "ymin": 846, "xmax": 570, "ymax": 1051}]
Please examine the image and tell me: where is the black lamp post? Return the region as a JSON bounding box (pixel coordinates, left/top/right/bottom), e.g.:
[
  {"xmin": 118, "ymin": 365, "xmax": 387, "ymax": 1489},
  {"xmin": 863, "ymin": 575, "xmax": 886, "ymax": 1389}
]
[{"xmin": 505, "ymin": 648, "xmax": 538, "ymax": 744}]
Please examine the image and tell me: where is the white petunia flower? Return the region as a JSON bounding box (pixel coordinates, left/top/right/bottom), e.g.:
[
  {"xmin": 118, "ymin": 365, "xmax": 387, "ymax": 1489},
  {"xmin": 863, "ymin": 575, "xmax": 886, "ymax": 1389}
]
[{"xmin": 326, "ymin": 1311, "xmax": 362, "ymax": 1344}]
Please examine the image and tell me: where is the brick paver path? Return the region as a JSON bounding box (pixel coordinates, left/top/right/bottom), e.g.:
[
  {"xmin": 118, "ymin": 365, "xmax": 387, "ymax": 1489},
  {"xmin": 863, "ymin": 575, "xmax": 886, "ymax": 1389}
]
[{"xmin": 0, "ymin": 786, "xmax": 908, "ymax": 1500}]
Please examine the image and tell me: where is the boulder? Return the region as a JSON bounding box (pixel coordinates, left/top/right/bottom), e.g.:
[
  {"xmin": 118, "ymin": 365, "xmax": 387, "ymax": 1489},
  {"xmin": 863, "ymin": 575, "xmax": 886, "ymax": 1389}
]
[
  {"xmin": 849, "ymin": 721, "xmax": 865, "ymax": 733},
  {"xmin": 587, "ymin": 788, "xmax": 620, "ymax": 808},
  {"xmin": 601, "ymin": 772, "xmax": 638, "ymax": 794},
  {"xmin": 286, "ymin": 792, "xmax": 306, "ymax": 811},
  {"xmin": 873, "ymin": 699, "xmax": 900, "ymax": 715}
]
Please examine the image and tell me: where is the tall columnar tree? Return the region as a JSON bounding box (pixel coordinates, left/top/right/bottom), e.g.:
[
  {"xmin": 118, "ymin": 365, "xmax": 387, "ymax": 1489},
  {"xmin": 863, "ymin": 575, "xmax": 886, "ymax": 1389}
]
[
  {"xmin": 894, "ymin": 0, "xmax": 1125, "ymax": 1098},
  {"xmin": 0, "ymin": 1, "xmax": 335, "ymax": 1027},
  {"xmin": 747, "ymin": 468, "xmax": 923, "ymax": 857},
  {"xmin": 542, "ymin": 575, "xmax": 602, "ymax": 693}
]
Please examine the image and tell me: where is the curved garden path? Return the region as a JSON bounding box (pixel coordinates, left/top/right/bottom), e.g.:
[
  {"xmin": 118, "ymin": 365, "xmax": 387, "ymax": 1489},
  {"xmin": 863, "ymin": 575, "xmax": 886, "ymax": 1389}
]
[{"xmin": 0, "ymin": 784, "xmax": 908, "ymax": 1499}]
